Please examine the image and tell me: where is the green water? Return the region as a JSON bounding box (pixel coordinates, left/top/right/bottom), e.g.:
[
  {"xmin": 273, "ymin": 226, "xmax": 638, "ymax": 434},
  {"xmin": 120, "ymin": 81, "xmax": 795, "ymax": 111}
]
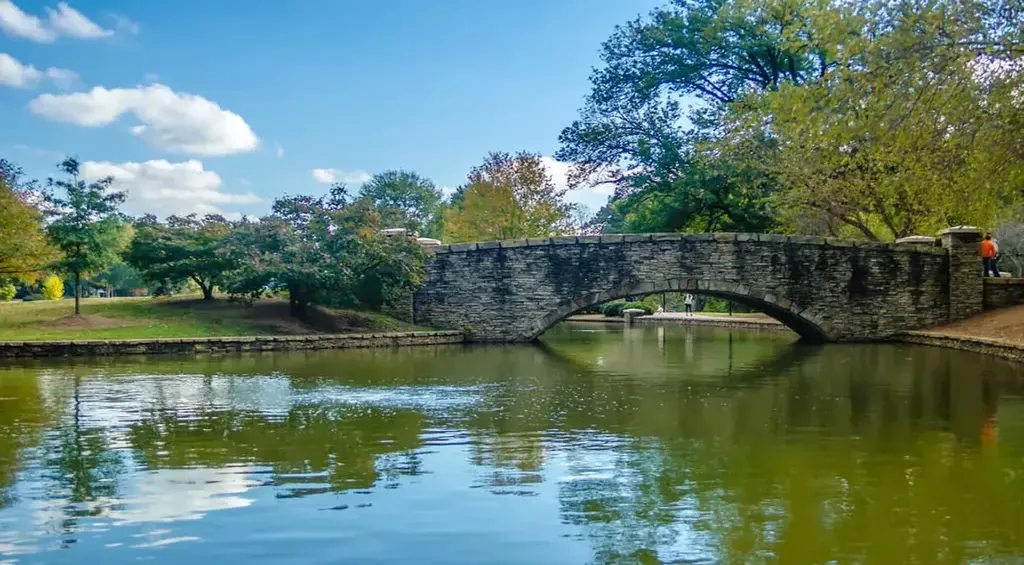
[{"xmin": 1, "ymin": 323, "xmax": 1023, "ymax": 564}]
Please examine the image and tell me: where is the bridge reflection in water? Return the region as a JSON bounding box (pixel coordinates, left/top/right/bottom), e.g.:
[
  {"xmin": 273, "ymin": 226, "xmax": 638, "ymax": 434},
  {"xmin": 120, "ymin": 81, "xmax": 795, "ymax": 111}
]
[{"xmin": 1, "ymin": 323, "xmax": 1023, "ymax": 563}]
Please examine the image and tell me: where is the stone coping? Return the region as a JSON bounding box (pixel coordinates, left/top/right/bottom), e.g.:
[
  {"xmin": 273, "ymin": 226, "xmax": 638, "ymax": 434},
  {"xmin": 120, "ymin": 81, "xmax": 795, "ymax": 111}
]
[
  {"xmin": 983, "ymin": 277, "xmax": 1024, "ymax": 286},
  {"xmin": 895, "ymin": 331, "xmax": 1024, "ymax": 364},
  {"xmin": 0, "ymin": 331, "xmax": 466, "ymax": 358},
  {"xmin": 430, "ymin": 233, "xmax": 947, "ymax": 256}
]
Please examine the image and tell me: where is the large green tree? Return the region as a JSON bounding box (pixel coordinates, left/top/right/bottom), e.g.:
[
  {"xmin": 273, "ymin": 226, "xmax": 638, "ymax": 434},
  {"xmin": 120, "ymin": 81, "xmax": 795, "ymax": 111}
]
[
  {"xmin": 223, "ymin": 185, "xmax": 425, "ymax": 319},
  {"xmin": 445, "ymin": 152, "xmax": 574, "ymax": 243},
  {"xmin": 557, "ymin": 0, "xmax": 830, "ymax": 233},
  {"xmin": 360, "ymin": 171, "xmax": 445, "ymax": 239},
  {"xmin": 45, "ymin": 158, "xmax": 128, "ymax": 315},
  {"xmin": 125, "ymin": 214, "xmax": 236, "ymax": 300}
]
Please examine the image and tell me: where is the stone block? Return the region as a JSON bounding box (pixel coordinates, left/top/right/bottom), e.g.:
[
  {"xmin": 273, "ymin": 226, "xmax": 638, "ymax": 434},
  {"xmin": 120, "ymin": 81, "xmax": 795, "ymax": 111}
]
[
  {"xmin": 500, "ymin": 239, "xmax": 528, "ymax": 248},
  {"xmin": 526, "ymin": 238, "xmax": 552, "ymax": 246},
  {"xmin": 714, "ymin": 233, "xmax": 737, "ymax": 242},
  {"xmin": 577, "ymin": 236, "xmax": 601, "ymax": 245},
  {"xmin": 552, "ymin": 236, "xmax": 577, "ymax": 245},
  {"xmin": 448, "ymin": 243, "xmax": 477, "ymax": 253},
  {"xmin": 758, "ymin": 233, "xmax": 788, "ymax": 243},
  {"xmin": 682, "ymin": 233, "xmax": 715, "ymax": 242},
  {"xmin": 788, "ymin": 235, "xmax": 826, "ymax": 245},
  {"xmin": 651, "ymin": 233, "xmax": 682, "ymax": 241},
  {"xmin": 825, "ymin": 238, "xmax": 855, "ymax": 247},
  {"xmin": 600, "ymin": 235, "xmax": 625, "ymax": 244},
  {"xmin": 477, "ymin": 241, "xmax": 500, "ymax": 250},
  {"xmin": 624, "ymin": 234, "xmax": 650, "ymax": 243},
  {"xmin": 434, "ymin": 245, "xmax": 451, "ymax": 254},
  {"xmin": 736, "ymin": 233, "xmax": 758, "ymax": 242}
]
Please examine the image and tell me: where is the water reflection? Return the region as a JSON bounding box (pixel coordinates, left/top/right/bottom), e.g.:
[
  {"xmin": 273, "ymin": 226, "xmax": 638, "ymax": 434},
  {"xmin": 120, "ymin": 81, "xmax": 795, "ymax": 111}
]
[{"xmin": 0, "ymin": 324, "xmax": 1022, "ymax": 563}]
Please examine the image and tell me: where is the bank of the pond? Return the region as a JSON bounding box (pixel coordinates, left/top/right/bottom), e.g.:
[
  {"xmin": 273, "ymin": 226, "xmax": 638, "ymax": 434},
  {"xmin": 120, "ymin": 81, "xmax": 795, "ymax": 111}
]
[
  {"xmin": 0, "ymin": 330, "xmax": 465, "ymax": 358},
  {"xmin": 895, "ymin": 331, "xmax": 1024, "ymax": 364},
  {"xmin": 567, "ymin": 312, "xmax": 789, "ymax": 332}
]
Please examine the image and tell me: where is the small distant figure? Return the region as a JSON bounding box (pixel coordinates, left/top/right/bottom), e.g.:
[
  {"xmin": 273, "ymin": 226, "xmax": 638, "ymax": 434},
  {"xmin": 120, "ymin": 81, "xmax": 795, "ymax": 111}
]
[
  {"xmin": 683, "ymin": 293, "xmax": 694, "ymax": 316},
  {"xmin": 656, "ymin": 305, "xmax": 664, "ymax": 314},
  {"xmin": 981, "ymin": 234, "xmax": 1000, "ymax": 278}
]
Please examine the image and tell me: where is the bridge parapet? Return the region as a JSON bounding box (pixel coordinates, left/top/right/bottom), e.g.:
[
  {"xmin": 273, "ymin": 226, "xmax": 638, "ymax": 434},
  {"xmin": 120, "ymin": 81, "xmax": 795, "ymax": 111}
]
[{"xmin": 414, "ymin": 231, "xmax": 977, "ymax": 342}]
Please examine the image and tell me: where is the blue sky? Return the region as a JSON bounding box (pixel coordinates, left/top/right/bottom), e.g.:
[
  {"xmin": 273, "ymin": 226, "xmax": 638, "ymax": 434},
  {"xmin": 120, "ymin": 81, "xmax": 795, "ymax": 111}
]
[{"xmin": 1, "ymin": 0, "xmax": 661, "ymax": 219}]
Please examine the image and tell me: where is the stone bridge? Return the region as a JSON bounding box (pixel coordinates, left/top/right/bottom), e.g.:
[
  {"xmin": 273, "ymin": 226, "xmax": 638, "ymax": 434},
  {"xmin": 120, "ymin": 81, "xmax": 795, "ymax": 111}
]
[{"xmin": 412, "ymin": 228, "xmax": 984, "ymax": 342}]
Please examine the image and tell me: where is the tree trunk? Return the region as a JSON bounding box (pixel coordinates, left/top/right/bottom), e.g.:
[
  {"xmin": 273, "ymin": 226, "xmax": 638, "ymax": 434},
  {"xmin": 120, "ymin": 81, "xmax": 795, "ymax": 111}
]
[
  {"xmin": 74, "ymin": 272, "xmax": 81, "ymax": 316},
  {"xmin": 289, "ymin": 288, "xmax": 307, "ymax": 320},
  {"xmin": 201, "ymin": 282, "xmax": 214, "ymax": 300}
]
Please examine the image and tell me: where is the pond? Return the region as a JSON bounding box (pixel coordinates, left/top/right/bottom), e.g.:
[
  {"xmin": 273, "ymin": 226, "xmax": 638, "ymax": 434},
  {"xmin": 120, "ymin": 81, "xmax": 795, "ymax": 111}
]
[{"xmin": 1, "ymin": 323, "xmax": 1023, "ymax": 564}]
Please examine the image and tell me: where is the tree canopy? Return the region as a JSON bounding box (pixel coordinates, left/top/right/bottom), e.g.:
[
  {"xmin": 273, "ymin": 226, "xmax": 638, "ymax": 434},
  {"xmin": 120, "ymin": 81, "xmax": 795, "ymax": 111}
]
[
  {"xmin": 445, "ymin": 152, "xmax": 575, "ymax": 242},
  {"xmin": 45, "ymin": 158, "xmax": 128, "ymax": 315},
  {"xmin": 0, "ymin": 159, "xmax": 56, "ymax": 282},
  {"xmin": 126, "ymin": 214, "xmax": 236, "ymax": 300},
  {"xmin": 559, "ymin": 0, "xmax": 1024, "ymax": 239},
  {"xmin": 360, "ymin": 171, "xmax": 445, "ymax": 238}
]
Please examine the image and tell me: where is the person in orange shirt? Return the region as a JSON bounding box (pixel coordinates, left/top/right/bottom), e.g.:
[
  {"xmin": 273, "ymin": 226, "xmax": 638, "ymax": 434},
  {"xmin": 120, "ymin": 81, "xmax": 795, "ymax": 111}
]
[{"xmin": 981, "ymin": 234, "xmax": 1001, "ymax": 277}]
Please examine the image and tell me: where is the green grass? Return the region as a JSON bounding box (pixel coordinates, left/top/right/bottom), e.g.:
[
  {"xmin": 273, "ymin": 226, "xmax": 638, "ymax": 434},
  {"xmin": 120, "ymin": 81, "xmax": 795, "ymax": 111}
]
[{"xmin": 0, "ymin": 296, "xmax": 424, "ymax": 341}]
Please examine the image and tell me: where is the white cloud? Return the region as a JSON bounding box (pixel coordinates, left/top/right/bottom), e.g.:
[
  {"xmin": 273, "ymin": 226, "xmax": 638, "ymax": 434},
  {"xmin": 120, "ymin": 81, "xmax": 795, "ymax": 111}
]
[
  {"xmin": 0, "ymin": 0, "xmax": 54, "ymax": 42},
  {"xmin": 0, "ymin": 52, "xmax": 41, "ymax": 87},
  {"xmin": 274, "ymin": 141, "xmax": 284, "ymax": 158},
  {"xmin": 29, "ymin": 84, "xmax": 260, "ymax": 156},
  {"xmin": 540, "ymin": 156, "xmax": 616, "ymax": 212},
  {"xmin": 312, "ymin": 168, "xmax": 371, "ymax": 185},
  {"xmin": 45, "ymin": 2, "xmax": 111, "ymax": 39},
  {"xmin": 0, "ymin": 1, "xmax": 116, "ymax": 42},
  {"xmin": 0, "ymin": 52, "xmax": 76, "ymax": 89},
  {"xmin": 111, "ymin": 13, "xmax": 139, "ymax": 35},
  {"xmin": 44, "ymin": 66, "xmax": 78, "ymax": 89},
  {"xmin": 82, "ymin": 159, "xmax": 262, "ymax": 217}
]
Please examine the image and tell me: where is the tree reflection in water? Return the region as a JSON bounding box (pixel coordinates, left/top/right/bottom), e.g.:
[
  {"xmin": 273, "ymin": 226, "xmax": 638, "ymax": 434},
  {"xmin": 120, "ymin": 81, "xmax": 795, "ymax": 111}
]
[{"xmin": 0, "ymin": 324, "xmax": 1022, "ymax": 563}]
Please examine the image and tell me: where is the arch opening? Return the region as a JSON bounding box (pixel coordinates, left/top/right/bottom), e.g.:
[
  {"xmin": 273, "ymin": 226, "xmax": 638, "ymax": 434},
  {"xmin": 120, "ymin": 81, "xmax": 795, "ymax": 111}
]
[{"xmin": 524, "ymin": 279, "xmax": 830, "ymax": 342}]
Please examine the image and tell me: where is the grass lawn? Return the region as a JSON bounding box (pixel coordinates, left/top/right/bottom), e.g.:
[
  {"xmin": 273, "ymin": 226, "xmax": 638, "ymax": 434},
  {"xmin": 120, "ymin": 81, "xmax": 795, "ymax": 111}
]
[{"xmin": 0, "ymin": 296, "xmax": 423, "ymax": 341}]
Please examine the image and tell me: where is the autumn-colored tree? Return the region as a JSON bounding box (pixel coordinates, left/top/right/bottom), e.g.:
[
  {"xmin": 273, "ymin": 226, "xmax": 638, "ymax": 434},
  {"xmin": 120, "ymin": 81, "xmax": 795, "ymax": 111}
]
[
  {"xmin": 721, "ymin": 0, "xmax": 1024, "ymax": 240},
  {"xmin": 445, "ymin": 152, "xmax": 574, "ymax": 243},
  {"xmin": 0, "ymin": 159, "xmax": 56, "ymax": 282},
  {"xmin": 41, "ymin": 275, "xmax": 64, "ymax": 300}
]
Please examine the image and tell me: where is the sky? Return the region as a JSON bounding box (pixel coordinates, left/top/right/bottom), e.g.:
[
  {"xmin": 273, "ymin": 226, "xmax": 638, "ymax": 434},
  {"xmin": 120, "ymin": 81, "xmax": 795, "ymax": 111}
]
[{"xmin": 0, "ymin": 0, "xmax": 663, "ymax": 220}]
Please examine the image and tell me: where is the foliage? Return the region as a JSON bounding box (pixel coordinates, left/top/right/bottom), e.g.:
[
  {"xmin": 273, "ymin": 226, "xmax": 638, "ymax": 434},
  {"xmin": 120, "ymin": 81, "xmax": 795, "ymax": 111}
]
[
  {"xmin": 126, "ymin": 214, "xmax": 235, "ymax": 300},
  {"xmin": 445, "ymin": 152, "xmax": 575, "ymax": 242},
  {"xmin": 223, "ymin": 185, "xmax": 425, "ymax": 318},
  {"xmin": 623, "ymin": 301, "xmax": 654, "ymax": 315},
  {"xmin": 95, "ymin": 262, "xmax": 145, "ymax": 296},
  {"xmin": 0, "ymin": 159, "xmax": 56, "ymax": 282},
  {"xmin": 722, "ymin": 0, "xmax": 1024, "ymax": 240},
  {"xmin": 41, "ymin": 275, "xmax": 64, "ymax": 301},
  {"xmin": 360, "ymin": 170, "xmax": 445, "ymax": 239},
  {"xmin": 44, "ymin": 158, "xmax": 127, "ymax": 315},
  {"xmin": 995, "ymin": 219, "xmax": 1024, "ymax": 277},
  {"xmin": 561, "ymin": 0, "xmax": 1024, "ymax": 239},
  {"xmin": 601, "ymin": 302, "xmax": 625, "ymax": 317},
  {"xmin": 0, "ymin": 281, "xmax": 15, "ymax": 302}
]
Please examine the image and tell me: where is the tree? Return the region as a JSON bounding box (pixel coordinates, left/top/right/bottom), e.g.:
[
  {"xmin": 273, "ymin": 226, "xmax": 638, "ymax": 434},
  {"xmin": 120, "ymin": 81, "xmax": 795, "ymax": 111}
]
[
  {"xmin": 95, "ymin": 262, "xmax": 145, "ymax": 297},
  {"xmin": 126, "ymin": 214, "xmax": 235, "ymax": 300},
  {"xmin": 723, "ymin": 0, "xmax": 1024, "ymax": 239},
  {"xmin": 556, "ymin": 0, "xmax": 833, "ymax": 233},
  {"xmin": 223, "ymin": 185, "xmax": 425, "ymax": 319},
  {"xmin": 360, "ymin": 171, "xmax": 445, "ymax": 238},
  {"xmin": 45, "ymin": 158, "xmax": 127, "ymax": 316},
  {"xmin": 42, "ymin": 275, "xmax": 64, "ymax": 300},
  {"xmin": 0, "ymin": 159, "xmax": 56, "ymax": 281},
  {"xmin": 0, "ymin": 281, "xmax": 14, "ymax": 302},
  {"xmin": 444, "ymin": 152, "xmax": 574, "ymax": 242}
]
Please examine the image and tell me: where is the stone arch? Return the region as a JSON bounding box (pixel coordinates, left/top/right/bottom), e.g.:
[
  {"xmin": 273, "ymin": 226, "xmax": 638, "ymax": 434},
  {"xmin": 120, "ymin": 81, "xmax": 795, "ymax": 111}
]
[{"xmin": 521, "ymin": 278, "xmax": 832, "ymax": 342}]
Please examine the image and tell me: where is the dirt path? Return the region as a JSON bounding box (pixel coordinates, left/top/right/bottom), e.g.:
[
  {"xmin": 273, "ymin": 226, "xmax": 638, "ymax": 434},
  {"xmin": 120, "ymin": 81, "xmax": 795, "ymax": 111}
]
[{"xmin": 917, "ymin": 305, "xmax": 1024, "ymax": 345}]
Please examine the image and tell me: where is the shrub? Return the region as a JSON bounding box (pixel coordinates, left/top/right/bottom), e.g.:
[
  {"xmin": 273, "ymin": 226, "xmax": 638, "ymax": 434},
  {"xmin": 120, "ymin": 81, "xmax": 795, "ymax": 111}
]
[
  {"xmin": 601, "ymin": 302, "xmax": 625, "ymax": 317},
  {"xmin": 0, "ymin": 281, "xmax": 15, "ymax": 302},
  {"xmin": 42, "ymin": 275, "xmax": 64, "ymax": 300},
  {"xmin": 623, "ymin": 301, "xmax": 654, "ymax": 315},
  {"xmin": 22, "ymin": 294, "xmax": 45, "ymax": 302}
]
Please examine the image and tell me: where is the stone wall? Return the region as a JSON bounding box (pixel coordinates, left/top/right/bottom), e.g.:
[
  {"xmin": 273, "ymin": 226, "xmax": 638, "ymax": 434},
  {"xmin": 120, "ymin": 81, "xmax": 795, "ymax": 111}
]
[
  {"xmin": 0, "ymin": 331, "xmax": 464, "ymax": 359},
  {"xmin": 414, "ymin": 233, "xmax": 959, "ymax": 342},
  {"xmin": 983, "ymin": 278, "xmax": 1024, "ymax": 310}
]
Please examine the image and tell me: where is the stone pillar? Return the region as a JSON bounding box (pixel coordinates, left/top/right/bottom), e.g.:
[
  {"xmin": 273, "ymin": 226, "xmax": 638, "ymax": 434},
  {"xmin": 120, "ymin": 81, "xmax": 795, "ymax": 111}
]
[{"xmin": 940, "ymin": 226, "xmax": 983, "ymax": 323}]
